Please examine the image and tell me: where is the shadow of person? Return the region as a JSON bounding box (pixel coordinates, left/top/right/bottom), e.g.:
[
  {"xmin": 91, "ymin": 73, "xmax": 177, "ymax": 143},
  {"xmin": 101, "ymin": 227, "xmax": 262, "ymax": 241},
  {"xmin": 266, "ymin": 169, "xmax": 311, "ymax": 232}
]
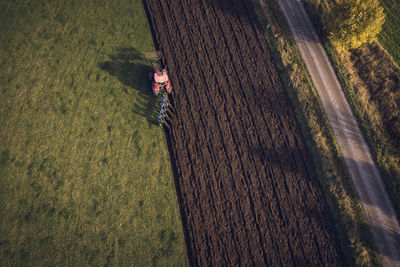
[{"xmin": 98, "ymin": 47, "xmax": 159, "ymax": 125}]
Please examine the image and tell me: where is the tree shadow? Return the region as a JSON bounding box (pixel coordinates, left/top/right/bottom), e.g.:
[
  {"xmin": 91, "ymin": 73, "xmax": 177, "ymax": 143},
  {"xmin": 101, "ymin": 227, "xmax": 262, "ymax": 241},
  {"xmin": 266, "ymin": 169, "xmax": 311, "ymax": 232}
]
[{"xmin": 98, "ymin": 47, "xmax": 159, "ymax": 124}]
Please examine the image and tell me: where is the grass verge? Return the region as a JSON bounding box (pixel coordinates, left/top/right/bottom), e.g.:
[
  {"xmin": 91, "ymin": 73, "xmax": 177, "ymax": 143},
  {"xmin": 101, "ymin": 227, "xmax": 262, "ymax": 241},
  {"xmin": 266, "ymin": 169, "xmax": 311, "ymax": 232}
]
[
  {"xmin": 251, "ymin": 0, "xmax": 382, "ymax": 265},
  {"xmin": 303, "ymin": 0, "xmax": 400, "ymax": 222},
  {"xmin": 0, "ymin": 0, "xmax": 187, "ymax": 266}
]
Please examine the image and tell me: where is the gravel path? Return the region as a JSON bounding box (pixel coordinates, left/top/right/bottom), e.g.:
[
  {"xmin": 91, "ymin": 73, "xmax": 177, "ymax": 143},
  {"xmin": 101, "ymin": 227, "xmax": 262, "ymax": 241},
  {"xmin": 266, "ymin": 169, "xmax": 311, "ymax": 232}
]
[{"xmin": 277, "ymin": 0, "xmax": 400, "ymax": 265}]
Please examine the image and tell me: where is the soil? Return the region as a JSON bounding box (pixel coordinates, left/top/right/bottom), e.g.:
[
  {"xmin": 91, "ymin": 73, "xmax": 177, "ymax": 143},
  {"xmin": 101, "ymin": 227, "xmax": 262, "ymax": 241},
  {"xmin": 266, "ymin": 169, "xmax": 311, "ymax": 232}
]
[{"xmin": 143, "ymin": 0, "xmax": 344, "ymax": 265}]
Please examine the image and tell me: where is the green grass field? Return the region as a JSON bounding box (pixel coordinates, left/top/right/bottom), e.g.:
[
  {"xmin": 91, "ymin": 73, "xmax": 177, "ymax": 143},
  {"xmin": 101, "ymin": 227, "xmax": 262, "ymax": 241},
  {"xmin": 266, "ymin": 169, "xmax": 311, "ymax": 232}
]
[
  {"xmin": 379, "ymin": 0, "xmax": 400, "ymax": 65},
  {"xmin": 0, "ymin": 0, "xmax": 187, "ymax": 266}
]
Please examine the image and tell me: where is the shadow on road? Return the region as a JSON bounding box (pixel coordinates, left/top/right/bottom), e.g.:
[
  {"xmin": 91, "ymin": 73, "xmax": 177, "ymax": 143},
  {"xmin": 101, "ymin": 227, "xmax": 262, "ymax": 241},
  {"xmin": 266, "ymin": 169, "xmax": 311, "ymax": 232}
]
[
  {"xmin": 324, "ymin": 105, "xmax": 365, "ymax": 146},
  {"xmin": 354, "ymin": 214, "xmax": 400, "ymax": 264},
  {"xmin": 98, "ymin": 47, "xmax": 159, "ymax": 125}
]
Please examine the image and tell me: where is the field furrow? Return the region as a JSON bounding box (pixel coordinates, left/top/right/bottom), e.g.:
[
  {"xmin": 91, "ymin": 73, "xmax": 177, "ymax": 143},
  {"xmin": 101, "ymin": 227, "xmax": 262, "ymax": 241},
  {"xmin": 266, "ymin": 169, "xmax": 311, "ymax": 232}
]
[{"xmin": 143, "ymin": 0, "xmax": 344, "ymax": 265}]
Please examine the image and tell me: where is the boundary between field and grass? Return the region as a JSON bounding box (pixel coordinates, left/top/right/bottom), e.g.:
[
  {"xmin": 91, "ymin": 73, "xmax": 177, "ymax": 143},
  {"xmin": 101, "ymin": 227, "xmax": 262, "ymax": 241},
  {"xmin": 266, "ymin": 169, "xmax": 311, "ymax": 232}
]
[
  {"xmin": 250, "ymin": 0, "xmax": 382, "ymax": 265},
  {"xmin": 302, "ymin": 0, "xmax": 400, "ymax": 230},
  {"xmin": 162, "ymin": 126, "xmax": 193, "ymax": 267},
  {"xmin": 141, "ymin": 1, "xmax": 192, "ymax": 265}
]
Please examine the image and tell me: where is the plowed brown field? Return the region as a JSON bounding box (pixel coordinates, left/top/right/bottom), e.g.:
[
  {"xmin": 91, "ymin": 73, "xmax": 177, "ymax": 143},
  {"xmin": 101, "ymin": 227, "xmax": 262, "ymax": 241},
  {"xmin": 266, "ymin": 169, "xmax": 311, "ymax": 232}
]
[{"xmin": 143, "ymin": 0, "xmax": 344, "ymax": 266}]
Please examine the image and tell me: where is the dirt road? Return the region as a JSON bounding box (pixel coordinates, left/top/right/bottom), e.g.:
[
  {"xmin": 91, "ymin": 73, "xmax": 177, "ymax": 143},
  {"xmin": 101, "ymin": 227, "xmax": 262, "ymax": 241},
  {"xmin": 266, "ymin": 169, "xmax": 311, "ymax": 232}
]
[
  {"xmin": 144, "ymin": 0, "xmax": 344, "ymax": 265},
  {"xmin": 277, "ymin": 0, "xmax": 400, "ymax": 265}
]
